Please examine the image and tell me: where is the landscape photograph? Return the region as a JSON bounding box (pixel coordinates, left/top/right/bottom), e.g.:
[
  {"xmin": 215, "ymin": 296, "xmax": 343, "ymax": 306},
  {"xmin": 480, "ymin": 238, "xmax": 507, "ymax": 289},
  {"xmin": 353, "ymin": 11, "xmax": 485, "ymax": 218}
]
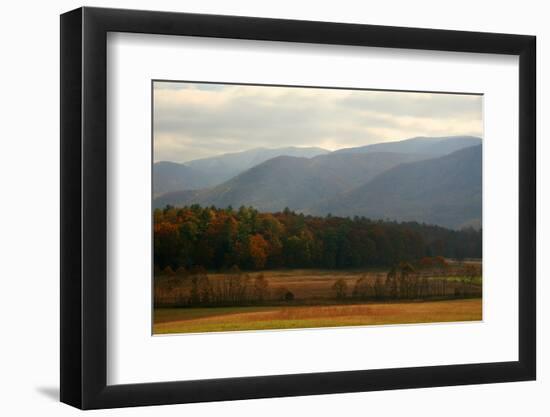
[{"xmin": 152, "ymin": 81, "xmax": 483, "ymax": 334}]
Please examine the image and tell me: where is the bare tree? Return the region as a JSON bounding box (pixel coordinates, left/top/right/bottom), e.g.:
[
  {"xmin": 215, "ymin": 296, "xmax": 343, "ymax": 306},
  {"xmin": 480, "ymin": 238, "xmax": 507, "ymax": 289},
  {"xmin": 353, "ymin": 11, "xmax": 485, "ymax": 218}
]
[
  {"xmin": 253, "ymin": 273, "xmax": 270, "ymax": 303},
  {"xmin": 373, "ymin": 275, "xmax": 385, "ymax": 300},
  {"xmin": 332, "ymin": 278, "xmax": 348, "ymax": 299},
  {"xmin": 386, "ymin": 267, "xmax": 398, "ymax": 299},
  {"xmin": 353, "ymin": 276, "xmax": 372, "ymax": 299}
]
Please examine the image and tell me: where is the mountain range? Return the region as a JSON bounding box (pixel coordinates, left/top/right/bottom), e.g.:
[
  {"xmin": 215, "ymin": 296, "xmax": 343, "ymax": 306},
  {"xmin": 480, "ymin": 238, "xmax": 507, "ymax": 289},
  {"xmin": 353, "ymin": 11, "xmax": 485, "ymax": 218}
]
[
  {"xmin": 153, "ymin": 136, "xmax": 482, "ymax": 229},
  {"xmin": 154, "ymin": 146, "xmax": 329, "ymax": 196},
  {"xmin": 313, "ymin": 144, "xmax": 482, "ymax": 229},
  {"xmin": 333, "ymin": 135, "xmax": 480, "ymax": 156}
]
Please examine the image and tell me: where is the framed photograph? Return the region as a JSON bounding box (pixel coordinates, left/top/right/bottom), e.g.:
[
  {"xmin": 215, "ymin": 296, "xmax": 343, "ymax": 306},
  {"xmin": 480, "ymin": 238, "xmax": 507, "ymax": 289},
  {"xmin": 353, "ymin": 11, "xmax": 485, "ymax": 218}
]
[{"xmin": 60, "ymin": 6, "xmax": 536, "ymax": 409}]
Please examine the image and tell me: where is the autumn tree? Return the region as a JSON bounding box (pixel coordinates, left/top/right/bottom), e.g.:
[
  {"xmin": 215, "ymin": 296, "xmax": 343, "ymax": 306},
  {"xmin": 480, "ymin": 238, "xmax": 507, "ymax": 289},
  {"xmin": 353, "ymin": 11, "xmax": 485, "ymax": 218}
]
[
  {"xmin": 153, "ymin": 205, "xmax": 482, "ymax": 271},
  {"xmin": 154, "ymin": 222, "xmax": 181, "ymax": 269},
  {"xmin": 249, "ymin": 234, "xmax": 269, "ymax": 269}
]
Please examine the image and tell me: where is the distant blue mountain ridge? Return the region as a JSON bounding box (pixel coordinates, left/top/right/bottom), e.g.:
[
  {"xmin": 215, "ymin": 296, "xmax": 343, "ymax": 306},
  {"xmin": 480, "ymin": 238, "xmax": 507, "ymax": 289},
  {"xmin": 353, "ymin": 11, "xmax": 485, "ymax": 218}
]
[{"xmin": 153, "ymin": 135, "xmax": 482, "ymax": 229}]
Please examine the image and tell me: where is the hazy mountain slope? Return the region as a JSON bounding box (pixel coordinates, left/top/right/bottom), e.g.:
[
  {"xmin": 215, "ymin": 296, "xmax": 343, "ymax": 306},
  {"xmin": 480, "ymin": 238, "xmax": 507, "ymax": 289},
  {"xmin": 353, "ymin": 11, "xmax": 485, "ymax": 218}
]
[
  {"xmin": 334, "ymin": 135, "xmax": 481, "ymax": 157},
  {"xmin": 153, "ymin": 137, "xmax": 481, "ymax": 196},
  {"xmin": 155, "ymin": 156, "xmax": 345, "ymax": 211},
  {"xmin": 307, "ymin": 152, "xmax": 427, "ymax": 188},
  {"xmin": 184, "ymin": 146, "xmax": 330, "ymax": 185},
  {"xmin": 154, "ymin": 152, "xmax": 428, "ymax": 210},
  {"xmin": 154, "ymin": 146, "xmax": 329, "ymax": 196},
  {"xmin": 315, "ymin": 145, "xmax": 482, "ymax": 229},
  {"xmin": 153, "ymin": 161, "xmax": 213, "ymax": 197}
]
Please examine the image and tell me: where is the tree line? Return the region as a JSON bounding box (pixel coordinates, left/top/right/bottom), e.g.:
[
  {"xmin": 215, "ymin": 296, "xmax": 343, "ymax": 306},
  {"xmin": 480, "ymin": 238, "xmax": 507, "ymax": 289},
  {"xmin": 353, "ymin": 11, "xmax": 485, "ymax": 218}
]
[
  {"xmin": 154, "ymin": 260, "xmax": 481, "ymax": 308},
  {"xmin": 341, "ymin": 260, "xmax": 481, "ymax": 301},
  {"xmin": 155, "ymin": 265, "xmax": 278, "ymax": 307},
  {"xmin": 154, "ymin": 205, "xmax": 482, "ymax": 271}
]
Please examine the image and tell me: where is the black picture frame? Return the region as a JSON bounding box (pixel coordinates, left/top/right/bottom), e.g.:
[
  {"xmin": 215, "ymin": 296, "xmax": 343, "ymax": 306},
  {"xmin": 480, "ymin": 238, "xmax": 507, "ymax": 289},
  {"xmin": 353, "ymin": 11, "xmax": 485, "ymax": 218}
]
[{"xmin": 60, "ymin": 6, "xmax": 536, "ymax": 410}]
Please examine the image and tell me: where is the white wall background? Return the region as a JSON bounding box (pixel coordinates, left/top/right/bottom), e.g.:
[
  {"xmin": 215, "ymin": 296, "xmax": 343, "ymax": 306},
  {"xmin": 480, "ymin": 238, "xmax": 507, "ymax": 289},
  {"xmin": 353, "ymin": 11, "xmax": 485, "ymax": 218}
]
[{"xmin": 0, "ymin": 0, "xmax": 545, "ymax": 415}]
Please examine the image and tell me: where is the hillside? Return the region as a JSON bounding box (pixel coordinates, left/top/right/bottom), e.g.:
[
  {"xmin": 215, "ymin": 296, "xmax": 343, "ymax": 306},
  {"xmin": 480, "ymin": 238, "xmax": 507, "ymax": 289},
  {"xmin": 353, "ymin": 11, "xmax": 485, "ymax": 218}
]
[
  {"xmin": 184, "ymin": 146, "xmax": 329, "ymax": 185},
  {"xmin": 153, "ymin": 136, "xmax": 481, "ymax": 196},
  {"xmin": 153, "ymin": 161, "xmax": 212, "ymax": 197},
  {"xmin": 315, "ymin": 145, "xmax": 482, "ymax": 228},
  {"xmin": 153, "ymin": 151, "xmax": 426, "ymax": 211},
  {"xmin": 334, "ymin": 135, "xmax": 481, "ymax": 156}
]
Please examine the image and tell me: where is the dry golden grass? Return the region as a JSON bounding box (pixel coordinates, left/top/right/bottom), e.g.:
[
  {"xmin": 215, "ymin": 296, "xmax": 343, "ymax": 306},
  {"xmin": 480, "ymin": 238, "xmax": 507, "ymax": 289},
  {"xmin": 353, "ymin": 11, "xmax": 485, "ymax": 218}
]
[
  {"xmin": 185, "ymin": 269, "xmax": 387, "ymax": 300},
  {"xmin": 154, "ymin": 298, "xmax": 482, "ymax": 334},
  {"xmin": 156, "ymin": 268, "xmax": 481, "ymax": 305}
]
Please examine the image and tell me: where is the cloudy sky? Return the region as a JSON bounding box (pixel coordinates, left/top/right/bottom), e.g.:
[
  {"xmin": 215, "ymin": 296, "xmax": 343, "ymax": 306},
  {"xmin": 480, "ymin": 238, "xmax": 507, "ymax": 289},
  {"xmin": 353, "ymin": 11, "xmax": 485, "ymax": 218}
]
[{"xmin": 153, "ymin": 81, "xmax": 483, "ymax": 163}]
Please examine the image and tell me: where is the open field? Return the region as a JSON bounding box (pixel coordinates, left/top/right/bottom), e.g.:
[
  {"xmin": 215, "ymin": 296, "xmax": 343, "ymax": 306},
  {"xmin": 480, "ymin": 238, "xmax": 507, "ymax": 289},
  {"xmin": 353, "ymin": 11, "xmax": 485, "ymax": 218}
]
[
  {"xmin": 209, "ymin": 269, "xmax": 387, "ymax": 300},
  {"xmin": 153, "ymin": 298, "xmax": 482, "ymax": 334},
  {"xmin": 155, "ymin": 267, "xmax": 482, "ymax": 307}
]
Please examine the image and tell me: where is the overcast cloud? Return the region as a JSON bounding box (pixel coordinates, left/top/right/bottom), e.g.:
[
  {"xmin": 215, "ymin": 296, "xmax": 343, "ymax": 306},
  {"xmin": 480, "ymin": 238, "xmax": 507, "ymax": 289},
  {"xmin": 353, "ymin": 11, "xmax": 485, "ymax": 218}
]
[{"xmin": 153, "ymin": 81, "xmax": 483, "ymax": 163}]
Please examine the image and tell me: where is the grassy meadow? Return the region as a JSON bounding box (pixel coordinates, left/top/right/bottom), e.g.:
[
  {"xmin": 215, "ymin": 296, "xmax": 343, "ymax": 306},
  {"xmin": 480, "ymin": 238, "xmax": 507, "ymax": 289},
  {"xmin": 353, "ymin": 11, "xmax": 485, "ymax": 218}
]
[
  {"xmin": 153, "ymin": 265, "xmax": 482, "ymax": 334},
  {"xmin": 154, "ymin": 298, "xmax": 482, "ymax": 334}
]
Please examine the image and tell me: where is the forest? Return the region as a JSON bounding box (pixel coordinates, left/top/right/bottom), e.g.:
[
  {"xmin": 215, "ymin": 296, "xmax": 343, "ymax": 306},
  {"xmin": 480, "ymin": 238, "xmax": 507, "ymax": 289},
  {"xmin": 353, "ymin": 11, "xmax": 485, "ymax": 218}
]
[{"xmin": 154, "ymin": 205, "xmax": 482, "ymax": 272}]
